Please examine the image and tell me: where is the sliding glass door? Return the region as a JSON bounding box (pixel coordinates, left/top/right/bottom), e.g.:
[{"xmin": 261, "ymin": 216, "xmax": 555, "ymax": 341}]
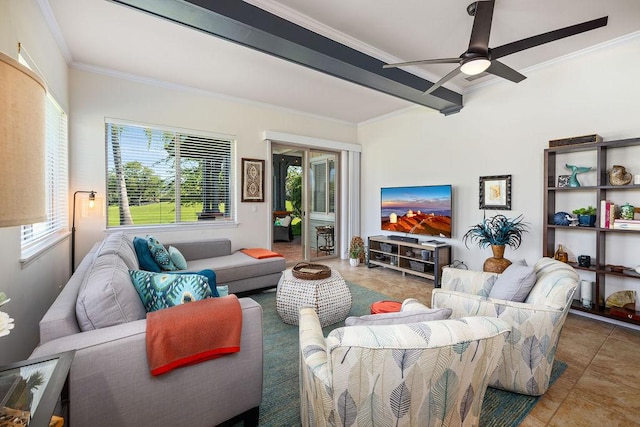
[{"xmin": 271, "ymin": 145, "xmax": 338, "ymax": 263}]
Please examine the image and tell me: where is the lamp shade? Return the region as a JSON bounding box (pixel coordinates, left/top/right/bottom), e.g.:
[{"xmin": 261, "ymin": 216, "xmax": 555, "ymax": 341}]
[{"xmin": 0, "ymin": 51, "xmax": 46, "ymax": 227}]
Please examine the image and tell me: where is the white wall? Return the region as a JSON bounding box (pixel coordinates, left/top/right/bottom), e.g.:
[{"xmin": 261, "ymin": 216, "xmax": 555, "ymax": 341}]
[
  {"xmin": 0, "ymin": 0, "xmax": 70, "ymax": 363},
  {"xmin": 359, "ymin": 34, "xmax": 640, "ymax": 278},
  {"xmin": 69, "ymin": 68, "xmax": 358, "ymax": 263}
]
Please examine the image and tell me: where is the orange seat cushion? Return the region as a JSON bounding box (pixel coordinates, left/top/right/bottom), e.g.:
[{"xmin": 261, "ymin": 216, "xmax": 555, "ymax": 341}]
[{"xmin": 370, "ymin": 300, "xmax": 403, "ymax": 314}]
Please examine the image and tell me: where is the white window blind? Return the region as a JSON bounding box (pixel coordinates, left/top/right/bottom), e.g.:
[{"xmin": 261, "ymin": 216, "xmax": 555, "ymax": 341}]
[
  {"xmin": 20, "ymin": 61, "xmax": 69, "ymax": 255},
  {"xmin": 106, "ymin": 121, "xmax": 235, "ymax": 227}
]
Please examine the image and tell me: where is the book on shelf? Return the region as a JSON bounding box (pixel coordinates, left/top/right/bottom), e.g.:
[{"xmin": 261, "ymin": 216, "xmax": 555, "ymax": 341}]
[
  {"xmin": 612, "ymin": 219, "xmax": 640, "ymax": 230},
  {"xmin": 599, "ymin": 200, "xmax": 617, "ymax": 228}
]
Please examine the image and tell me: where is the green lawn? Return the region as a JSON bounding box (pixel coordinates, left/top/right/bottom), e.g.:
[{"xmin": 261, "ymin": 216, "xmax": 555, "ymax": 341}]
[{"xmin": 107, "ymin": 202, "xmax": 204, "ymax": 226}]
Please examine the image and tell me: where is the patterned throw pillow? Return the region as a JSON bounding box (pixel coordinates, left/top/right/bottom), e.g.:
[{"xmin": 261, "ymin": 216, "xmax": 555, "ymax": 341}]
[
  {"xmin": 129, "ymin": 270, "xmax": 212, "ymax": 312},
  {"xmin": 146, "ymin": 236, "xmax": 177, "ymax": 271}
]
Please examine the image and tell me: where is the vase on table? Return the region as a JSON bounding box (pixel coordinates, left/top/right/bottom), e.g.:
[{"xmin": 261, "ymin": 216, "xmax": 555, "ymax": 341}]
[{"xmin": 483, "ymin": 245, "xmax": 512, "ymax": 273}]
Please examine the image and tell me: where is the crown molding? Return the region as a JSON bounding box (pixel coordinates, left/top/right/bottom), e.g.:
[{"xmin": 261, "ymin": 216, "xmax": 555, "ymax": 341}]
[{"xmin": 37, "ymin": 0, "xmax": 73, "ymax": 63}]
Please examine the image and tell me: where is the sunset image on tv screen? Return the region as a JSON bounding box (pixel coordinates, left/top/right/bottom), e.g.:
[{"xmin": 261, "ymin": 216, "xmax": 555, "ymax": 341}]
[{"xmin": 381, "ymin": 185, "xmax": 452, "ymax": 238}]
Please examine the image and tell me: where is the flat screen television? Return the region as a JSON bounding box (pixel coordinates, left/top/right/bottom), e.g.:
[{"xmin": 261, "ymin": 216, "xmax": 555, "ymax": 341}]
[{"xmin": 381, "ymin": 185, "xmax": 452, "ymax": 238}]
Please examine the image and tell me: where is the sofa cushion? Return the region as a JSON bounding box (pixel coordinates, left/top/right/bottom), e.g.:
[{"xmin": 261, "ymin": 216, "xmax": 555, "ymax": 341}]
[
  {"xmin": 133, "ymin": 237, "xmax": 162, "ymax": 272},
  {"xmin": 345, "ymin": 308, "xmax": 452, "ymax": 326},
  {"xmin": 489, "ymin": 263, "xmax": 537, "ymax": 302},
  {"xmin": 76, "ymin": 254, "xmax": 146, "ymax": 331},
  {"xmin": 184, "ymin": 252, "xmax": 285, "ymax": 283},
  {"xmin": 95, "ymin": 232, "xmax": 139, "ymax": 270},
  {"xmin": 147, "ymin": 236, "xmax": 178, "ymax": 271},
  {"xmin": 169, "ymin": 246, "xmax": 188, "ymax": 270},
  {"xmin": 129, "ymin": 270, "xmax": 212, "ymax": 312}
]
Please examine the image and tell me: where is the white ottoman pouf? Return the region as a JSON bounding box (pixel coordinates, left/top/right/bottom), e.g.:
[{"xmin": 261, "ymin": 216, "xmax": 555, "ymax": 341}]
[{"xmin": 276, "ymin": 269, "xmax": 352, "ymax": 327}]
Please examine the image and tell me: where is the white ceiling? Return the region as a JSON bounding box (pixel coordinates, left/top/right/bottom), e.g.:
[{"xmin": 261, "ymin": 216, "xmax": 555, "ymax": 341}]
[{"xmin": 44, "ymin": 0, "xmax": 640, "ymax": 123}]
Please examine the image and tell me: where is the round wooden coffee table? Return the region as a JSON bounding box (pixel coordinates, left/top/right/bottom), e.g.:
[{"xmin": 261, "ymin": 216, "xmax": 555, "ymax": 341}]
[{"xmin": 276, "ymin": 269, "xmax": 352, "ymax": 327}]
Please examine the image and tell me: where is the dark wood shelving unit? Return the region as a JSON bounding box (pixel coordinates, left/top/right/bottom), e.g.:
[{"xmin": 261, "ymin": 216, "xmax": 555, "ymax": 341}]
[{"xmin": 544, "ymin": 137, "xmax": 640, "ymax": 326}]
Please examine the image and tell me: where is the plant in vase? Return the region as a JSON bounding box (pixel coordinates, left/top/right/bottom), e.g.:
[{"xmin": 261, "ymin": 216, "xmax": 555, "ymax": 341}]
[
  {"xmin": 462, "ymin": 214, "xmax": 529, "ymax": 273},
  {"xmin": 349, "ymin": 236, "xmax": 365, "ymax": 266},
  {"xmin": 572, "ymin": 206, "xmax": 597, "ymax": 227}
]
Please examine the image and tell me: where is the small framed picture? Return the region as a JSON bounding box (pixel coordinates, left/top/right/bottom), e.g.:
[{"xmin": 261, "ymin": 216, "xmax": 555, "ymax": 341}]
[
  {"xmin": 241, "ymin": 158, "xmax": 265, "ymax": 202},
  {"xmin": 479, "ymin": 175, "xmax": 511, "ymax": 210},
  {"xmin": 557, "ymin": 175, "xmax": 571, "ymax": 187}
]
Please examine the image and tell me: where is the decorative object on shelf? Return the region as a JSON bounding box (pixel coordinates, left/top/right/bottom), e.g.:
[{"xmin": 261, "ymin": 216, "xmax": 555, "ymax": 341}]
[
  {"xmin": 240, "ymin": 158, "xmax": 265, "ymax": 202},
  {"xmin": 554, "ymin": 245, "xmax": 568, "ymax": 263},
  {"xmin": 635, "ymin": 174, "xmax": 640, "ymax": 185},
  {"xmin": 553, "ymin": 211, "xmax": 575, "ymax": 226},
  {"xmin": 564, "ymin": 164, "xmax": 592, "ymax": 187},
  {"xmin": 578, "ymin": 255, "xmax": 591, "ymax": 267},
  {"xmin": 548, "ymin": 134, "xmax": 602, "ymax": 148},
  {"xmin": 605, "ymin": 290, "xmax": 636, "ymax": 309},
  {"xmin": 572, "ymin": 206, "xmax": 597, "ymax": 227},
  {"xmin": 462, "ymin": 214, "xmax": 529, "ymax": 273},
  {"xmin": 580, "ymin": 280, "xmax": 592, "ymax": 308},
  {"xmin": 608, "ymin": 164, "xmax": 632, "ymax": 186},
  {"xmin": 479, "ymin": 175, "xmax": 511, "ymax": 210},
  {"xmin": 349, "ymin": 236, "xmax": 365, "ymax": 265},
  {"xmin": 635, "ymin": 265, "xmax": 640, "ymax": 274},
  {"xmin": 620, "ymin": 203, "xmax": 635, "ymax": 220},
  {"xmin": 557, "ymin": 175, "xmax": 571, "ymax": 187},
  {"xmin": 606, "ymin": 264, "xmax": 625, "ymax": 273}
]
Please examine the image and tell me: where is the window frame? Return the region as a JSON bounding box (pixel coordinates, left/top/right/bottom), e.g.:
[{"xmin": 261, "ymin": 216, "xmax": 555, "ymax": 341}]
[{"xmin": 105, "ymin": 119, "xmax": 237, "ymax": 230}]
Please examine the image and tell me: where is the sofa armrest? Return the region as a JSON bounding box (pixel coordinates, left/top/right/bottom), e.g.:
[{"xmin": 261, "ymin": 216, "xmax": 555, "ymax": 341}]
[
  {"xmin": 31, "ymin": 298, "xmax": 263, "ymax": 427},
  {"xmin": 168, "ymin": 238, "xmax": 232, "ymax": 260},
  {"xmin": 441, "ymin": 267, "xmax": 499, "ymax": 297}
]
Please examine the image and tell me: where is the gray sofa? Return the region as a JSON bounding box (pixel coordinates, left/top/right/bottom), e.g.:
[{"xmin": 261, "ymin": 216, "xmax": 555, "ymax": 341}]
[{"xmin": 30, "ymin": 233, "xmax": 285, "ymax": 427}]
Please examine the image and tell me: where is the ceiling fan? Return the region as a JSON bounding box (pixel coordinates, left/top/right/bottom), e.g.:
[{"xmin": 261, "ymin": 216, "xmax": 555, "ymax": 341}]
[{"xmin": 383, "ymin": 0, "xmax": 608, "ymax": 95}]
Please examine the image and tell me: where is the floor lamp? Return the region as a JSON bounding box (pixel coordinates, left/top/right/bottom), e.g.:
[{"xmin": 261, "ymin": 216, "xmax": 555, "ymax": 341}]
[{"xmin": 71, "ymin": 190, "xmax": 96, "ymax": 273}]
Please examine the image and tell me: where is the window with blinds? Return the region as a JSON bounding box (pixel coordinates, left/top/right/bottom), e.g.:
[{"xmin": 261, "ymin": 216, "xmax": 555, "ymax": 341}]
[
  {"xmin": 21, "ymin": 92, "xmax": 69, "ymax": 255},
  {"xmin": 311, "ymin": 158, "xmax": 335, "ymax": 215},
  {"xmin": 105, "ymin": 121, "xmax": 235, "ymax": 227}
]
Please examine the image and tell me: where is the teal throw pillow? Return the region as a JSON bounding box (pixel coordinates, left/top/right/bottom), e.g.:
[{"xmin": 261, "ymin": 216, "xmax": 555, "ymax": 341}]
[
  {"xmin": 174, "ymin": 269, "xmax": 219, "ymax": 297},
  {"xmin": 168, "ymin": 246, "xmax": 188, "ymax": 270},
  {"xmin": 133, "ymin": 237, "xmax": 162, "ymax": 273},
  {"xmin": 129, "ymin": 270, "xmax": 212, "ymax": 312},
  {"xmin": 146, "ymin": 235, "xmax": 177, "ymax": 271}
]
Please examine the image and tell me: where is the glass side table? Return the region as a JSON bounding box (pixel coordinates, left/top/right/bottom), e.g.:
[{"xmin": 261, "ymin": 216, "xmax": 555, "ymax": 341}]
[{"xmin": 0, "ymin": 351, "xmax": 74, "ymax": 427}]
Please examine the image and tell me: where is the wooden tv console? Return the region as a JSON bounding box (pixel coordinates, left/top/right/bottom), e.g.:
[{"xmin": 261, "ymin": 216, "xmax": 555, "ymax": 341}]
[{"xmin": 367, "ymin": 235, "xmax": 451, "ymax": 286}]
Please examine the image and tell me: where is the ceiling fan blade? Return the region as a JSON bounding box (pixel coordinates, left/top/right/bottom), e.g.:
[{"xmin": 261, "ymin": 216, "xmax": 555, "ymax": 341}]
[
  {"xmin": 424, "ymin": 67, "xmax": 462, "ymax": 95},
  {"xmin": 491, "ymin": 16, "xmax": 608, "ymax": 59},
  {"xmin": 383, "ymin": 58, "xmax": 461, "ymax": 69},
  {"xmin": 485, "ymin": 60, "xmax": 526, "ymax": 83},
  {"xmin": 468, "ymin": 0, "xmax": 494, "ymax": 54}
]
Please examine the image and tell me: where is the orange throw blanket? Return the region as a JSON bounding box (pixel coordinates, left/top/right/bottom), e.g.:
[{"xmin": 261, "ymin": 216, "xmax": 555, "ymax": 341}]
[
  {"xmin": 240, "ymin": 248, "xmax": 283, "ymax": 259},
  {"xmin": 146, "ymin": 295, "xmax": 242, "ymax": 376}
]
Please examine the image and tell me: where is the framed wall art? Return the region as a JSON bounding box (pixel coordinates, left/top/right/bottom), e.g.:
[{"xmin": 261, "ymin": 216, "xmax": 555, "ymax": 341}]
[
  {"xmin": 241, "ymin": 158, "xmax": 265, "ymax": 202},
  {"xmin": 479, "ymin": 175, "xmax": 511, "ymax": 210}
]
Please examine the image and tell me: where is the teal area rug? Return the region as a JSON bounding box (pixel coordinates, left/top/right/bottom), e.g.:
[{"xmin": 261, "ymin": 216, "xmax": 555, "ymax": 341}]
[{"xmin": 246, "ymin": 282, "xmax": 566, "ymax": 426}]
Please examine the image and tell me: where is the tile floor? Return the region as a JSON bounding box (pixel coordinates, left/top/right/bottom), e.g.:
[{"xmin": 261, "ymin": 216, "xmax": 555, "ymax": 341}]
[{"xmin": 313, "ymin": 258, "xmax": 640, "ymax": 426}]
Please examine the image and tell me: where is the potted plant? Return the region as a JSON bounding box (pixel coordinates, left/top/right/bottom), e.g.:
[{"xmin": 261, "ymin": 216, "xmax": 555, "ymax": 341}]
[
  {"xmin": 462, "ymin": 214, "xmax": 529, "ymax": 273},
  {"xmin": 349, "ymin": 246, "xmax": 363, "ymax": 266},
  {"xmin": 349, "ymin": 236, "xmax": 365, "ymax": 266},
  {"xmin": 572, "ymin": 206, "xmax": 597, "ymax": 227}
]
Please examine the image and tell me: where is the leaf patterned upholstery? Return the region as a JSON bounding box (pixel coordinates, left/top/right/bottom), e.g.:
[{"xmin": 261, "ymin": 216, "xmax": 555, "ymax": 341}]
[
  {"xmin": 432, "ymin": 257, "xmax": 578, "ymax": 395},
  {"xmin": 299, "ymin": 305, "xmax": 511, "ymax": 426}
]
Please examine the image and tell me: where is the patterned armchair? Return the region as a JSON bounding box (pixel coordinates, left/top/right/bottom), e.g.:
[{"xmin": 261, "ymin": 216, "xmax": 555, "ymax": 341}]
[
  {"xmin": 432, "ymin": 257, "xmax": 578, "ymax": 396},
  {"xmin": 299, "ymin": 307, "xmax": 510, "ymax": 427}
]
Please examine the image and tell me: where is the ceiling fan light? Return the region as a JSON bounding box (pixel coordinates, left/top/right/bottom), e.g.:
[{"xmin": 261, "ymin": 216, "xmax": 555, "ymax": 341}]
[{"xmin": 460, "ymin": 58, "xmax": 491, "ymax": 76}]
